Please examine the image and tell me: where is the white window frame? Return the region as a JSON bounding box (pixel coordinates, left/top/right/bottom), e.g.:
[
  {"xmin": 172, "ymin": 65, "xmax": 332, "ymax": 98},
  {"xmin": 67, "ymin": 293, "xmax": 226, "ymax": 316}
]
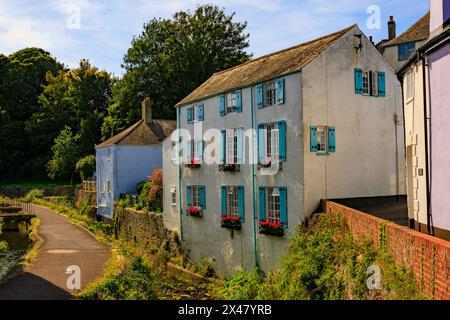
[
  {"xmin": 190, "ymin": 186, "xmax": 201, "ymax": 208},
  {"xmin": 362, "ymin": 71, "xmax": 370, "ymax": 96},
  {"xmin": 316, "ymin": 126, "xmax": 328, "ymax": 152},
  {"xmin": 191, "ymin": 105, "xmax": 201, "ymax": 123},
  {"xmin": 263, "ymin": 123, "xmax": 280, "ymax": 163},
  {"xmin": 226, "ymin": 129, "xmax": 238, "ymax": 165},
  {"xmin": 405, "ymin": 69, "xmax": 415, "ymax": 102},
  {"xmin": 371, "ymin": 71, "xmax": 378, "ymax": 96},
  {"xmin": 226, "ymin": 186, "xmax": 239, "ymax": 218},
  {"xmin": 192, "ymin": 140, "xmax": 202, "ymax": 163},
  {"xmin": 170, "ymin": 186, "xmax": 177, "ymax": 206},
  {"xmin": 266, "ymin": 187, "xmax": 281, "ymax": 224},
  {"xmin": 264, "ymin": 80, "xmax": 277, "ymax": 106},
  {"xmin": 226, "ymin": 92, "xmax": 237, "ymax": 114}
]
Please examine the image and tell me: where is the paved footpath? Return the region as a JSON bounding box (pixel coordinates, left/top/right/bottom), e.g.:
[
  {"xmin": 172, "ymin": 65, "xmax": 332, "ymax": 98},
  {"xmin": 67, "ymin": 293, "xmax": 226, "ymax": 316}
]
[{"xmin": 0, "ymin": 205, "xmax": 111, "ymax": 300}]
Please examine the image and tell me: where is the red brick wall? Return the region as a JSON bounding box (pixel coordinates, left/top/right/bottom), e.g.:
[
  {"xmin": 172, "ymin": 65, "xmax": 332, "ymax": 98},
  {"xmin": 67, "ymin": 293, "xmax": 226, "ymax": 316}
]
[{"xmin": 324, "ymin": 201, "xmax": 450, "ymax": 300}]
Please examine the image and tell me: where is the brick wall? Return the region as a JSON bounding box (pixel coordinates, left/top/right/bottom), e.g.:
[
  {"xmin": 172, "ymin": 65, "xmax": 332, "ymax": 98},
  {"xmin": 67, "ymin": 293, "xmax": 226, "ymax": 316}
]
[{"xmin": 324, "ymin": 200, "xmax": 450, "ymax": 300}]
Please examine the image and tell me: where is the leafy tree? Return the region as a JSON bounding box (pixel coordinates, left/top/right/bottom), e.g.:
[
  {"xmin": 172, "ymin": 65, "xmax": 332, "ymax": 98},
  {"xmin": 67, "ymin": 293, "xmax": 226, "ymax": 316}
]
[
  {"xmin": 76, "ymin": 155, "xmax": 96, "ymax": 180},
  {"xmin": 46, "ymin": 127, "xmax": 80, "ymax": 182},
  {"xmin": 102, "ymin": 4, "xmax": 250, "ymax": 139}
]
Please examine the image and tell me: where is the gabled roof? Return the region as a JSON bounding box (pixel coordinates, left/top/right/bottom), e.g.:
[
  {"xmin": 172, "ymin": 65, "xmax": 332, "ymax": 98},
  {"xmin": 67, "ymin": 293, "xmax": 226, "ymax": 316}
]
[
  {"xmin": 384, "ymin": 13, "xmax": 430, "ymax": 47},
  {"xmin": 176, "ymin": 24, "xmax": 356, "ymax": 107},
  {"xmin": 97, "ymin": 119, "xmax": 177, "ymax": 148}
]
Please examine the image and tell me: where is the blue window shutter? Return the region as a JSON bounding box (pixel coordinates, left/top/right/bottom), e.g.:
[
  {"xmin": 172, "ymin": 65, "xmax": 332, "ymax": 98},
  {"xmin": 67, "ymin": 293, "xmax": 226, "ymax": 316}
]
[
  {"xmin": 200, "ymin": 186, "xmax": 206, "ymax": 209},
  {"xmin": 259, "ymin": 187, "xmax": 266, "ymax": 221},
  {"xmin": 187, "ymin": 107, "xmax": 192, "ymax": 123},
  {"xmin": 220, "ymin": 130, "xmax": 226, "ymax": 164},
  {"xmin": 238, "ymin": 186, "xmax": 245, "ymax": 222},
  {"xmin": 258, "ymin": 124, "xmax": 265, "ymax": 164},
  {"xmin": 200, "ymin": 140, "xmax": 205, "ymax": 161},
  {"xmin": 236, "ymin": 90, "xmax": 243, "ymax": 113},
  {"xmin": 237, "ymin": 128, "xmax": 244, "ymax": 164},
  {"xmin": 198, "ymin": 104, "xmax": 204, "ymax": 121},
  {"xmin": 328, "ymin": 127, "xmax": 336, "ymax": 153},
  {"xmin": 219, "ymin": 95, "xmax": 225, "ymax": 116},
  {"xmin": 310, "ymin": 126, "xmax": 318, "ymax": 152},
  {"xmin": 280, "ymin": 187, "xmax": 288, "ymax": 228},
  {"xmin": 221, "ymin": 186, "xmax": 227, "ymax": 217},
  {"xmin": 276, "ymin": 78, "xmax": 285, "ymax": 105},
  {"xmin": 278, "ymin": 121, "xmax": 286, "ymax": 161},
  {"xmin": 354, "ymin": 68, "xmax": 363, "ymax": 95},
  {"xmin": 187, "ymin": 186, "xmax": 192, "ymax": 207},
  {"xmin": 378, "ymin": 72, "xmax": 386, "ymax": 97},
  {"xmin": 186, "ymin": 140, "xmax": 192, "ymax": 163},
  {"xmin": 256, "ymin": 84, "xmax": 264, "ymax": 108}
]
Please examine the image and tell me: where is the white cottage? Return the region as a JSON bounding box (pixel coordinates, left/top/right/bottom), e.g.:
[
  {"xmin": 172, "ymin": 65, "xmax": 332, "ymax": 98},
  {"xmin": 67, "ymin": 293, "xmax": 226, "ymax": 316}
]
[
  {"xmin": 96, "ymin": 97, "xmax": 176, "ymax": 220},
  {"xmin": 163, "ymin": 25, "xmax": 406, "ymax": 273}
]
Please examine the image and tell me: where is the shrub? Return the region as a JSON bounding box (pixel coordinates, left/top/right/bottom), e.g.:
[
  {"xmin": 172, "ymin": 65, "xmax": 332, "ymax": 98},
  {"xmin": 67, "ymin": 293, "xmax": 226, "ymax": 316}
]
[
  {"xmin": 24, "ymin": 189, "xmax": 45, "ymax": 202},
  {"xmin": 213, "ymin": 270, "xmax": 263, "ymax": 300},
  {"xmin": 0, "ymin": 241, "xmax": 8, "ymax": 253},
  {"xmin": 76, "ymin": 155, "xmax": 96, "ymax": 181},
  {"xmin": 141, "ymin": 169, "xmax": 163, "ymax": 211}
]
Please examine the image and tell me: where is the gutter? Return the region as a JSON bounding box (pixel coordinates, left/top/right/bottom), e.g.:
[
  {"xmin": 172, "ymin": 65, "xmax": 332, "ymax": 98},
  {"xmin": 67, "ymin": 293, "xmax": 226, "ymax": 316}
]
[
  {"xmin": 250, "ymin": 85, "xmax": 260, "ymax": 269},
  {"xmin": 177, "ymin": 107, "xmax": 184, "ymax": 242}
]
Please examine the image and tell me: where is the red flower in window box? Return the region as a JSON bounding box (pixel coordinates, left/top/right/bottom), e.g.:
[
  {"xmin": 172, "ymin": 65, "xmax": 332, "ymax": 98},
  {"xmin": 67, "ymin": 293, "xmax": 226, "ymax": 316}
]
[
  {"xmin": 185, "ymin": 159, "xmax": 201, "ymax": 168},
  {"xmin": 187, "ymin": 206, "xmax": 203, "ymax": 217},
  {"xmin": 259, "ymin": 220, "xmax": 284, "ymax": 236},
  {"xmin": 221, "ymin": 216, "xmax": 242, "ymax": 230}
]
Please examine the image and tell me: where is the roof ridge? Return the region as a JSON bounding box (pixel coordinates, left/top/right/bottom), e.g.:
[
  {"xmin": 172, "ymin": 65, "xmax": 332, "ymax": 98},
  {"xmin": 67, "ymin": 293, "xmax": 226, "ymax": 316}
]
[
  {"xmin": 384, "ymin": 12, "xmax": 430, "ymax": 47},
  {"xmin": 212, "ymin": 24, "xmax": 356, "ymax": 77}
]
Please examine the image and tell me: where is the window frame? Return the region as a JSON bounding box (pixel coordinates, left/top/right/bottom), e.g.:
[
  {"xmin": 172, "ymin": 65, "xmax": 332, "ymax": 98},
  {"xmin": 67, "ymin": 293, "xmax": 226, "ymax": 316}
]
[
  {"xmin": 398, "ymin": 42, "xmax": 415, "ymax": 61},
  {"xmin": 170, "ymin": 186, "xmax": 177, "ymax": 206},
  {"xmin": 263, "ymin": 123, "xmax": 280, "ymax": 163},
  {"xmin": 226, "ymin": 92, "xmax": 237, "ymax": 114},
  {"xmin": 405, "ymin": 69, "xmax": 415, "ymax": 102},
  {"xmin": 371, "ymin": 71, "xmax": 378, "ymax": 97},
  {"xmin": 264, "ymin": 80, "xmax": 277, "ymax": 107},
  {"xmin": 226, "ymin": 129, "xmax": 238, "ymax": 165},
  {"xmin": 192, "ymin": 139, "xmax": 203, "ymax": 163},
  {"xmin": 316, "ymin": 126, "xmax": 328, "ymax": 153},
  {"xmin": 265, "ymin": 187, "xmax": 281, "ymax": 224},
  {"xmin": 362, "ymin": 71, "xmax": 370, "ymax": 96},
  {"xmin": 226, "ymin": 186, "xmax": 239, "ymax": 218},
  {"xmin": 190, "ymin": 186, "xmax": 201, "ymax": 208}
]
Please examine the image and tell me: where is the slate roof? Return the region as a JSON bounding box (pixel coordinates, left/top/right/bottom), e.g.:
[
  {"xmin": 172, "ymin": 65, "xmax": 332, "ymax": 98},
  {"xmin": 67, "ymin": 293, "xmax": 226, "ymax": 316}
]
[
  {"xmin": 384, "ymin": 13, "xmax": 430, "ymax": 47},
  {"xmin": 97, "ymin": 119, "xmax": 177, "ymax": 148},
  {"xmin": 176, "ymin": 24, "xmax": 356, "ymax": 107}
]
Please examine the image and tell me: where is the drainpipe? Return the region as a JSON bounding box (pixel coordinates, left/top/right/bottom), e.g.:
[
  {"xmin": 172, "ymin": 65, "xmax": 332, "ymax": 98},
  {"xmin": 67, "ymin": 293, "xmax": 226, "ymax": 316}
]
[
  {"xmin": 177, "ymin": 107, "xmax": 184, "ymax": 242},
  {"xmin": 250, "ymin": 85, "xmax": 260, "ymax": 269},
  {"xmin": 421, "ymin": 55, "xmax": 433, "ymax": 235}
]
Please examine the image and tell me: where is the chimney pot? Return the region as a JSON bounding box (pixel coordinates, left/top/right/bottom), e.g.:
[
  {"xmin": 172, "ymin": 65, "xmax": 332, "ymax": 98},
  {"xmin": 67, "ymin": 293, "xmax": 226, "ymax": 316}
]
[
  {"xmin": 142, "ymin": 95, "xmax": 153, "ymax": 124},
  {"xmin": 388, "ymin": 16, "xmax": 396, "ymax": 41}
]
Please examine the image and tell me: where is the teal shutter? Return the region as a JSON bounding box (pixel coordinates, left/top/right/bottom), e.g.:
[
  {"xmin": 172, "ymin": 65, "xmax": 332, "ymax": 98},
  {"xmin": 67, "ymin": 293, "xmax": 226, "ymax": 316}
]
[
  {"xmin": 200, "ymin": 140, "xmax": 205, "ymax": 161},
  {"xmin": 310, "ymin": 126, "xmax": 318, "ymax": 152},
  {"xmin": 238, "ymin": 186, "xmax": 245, "ymax": 222},
  {"xmin": 280, "ymin": 187, "xmax": 288, "ymax": 228},
  {"xmin": 258, "ymin": 124, "xmax": 265, "ymax": 164},
  {"xmin": 256, "ymin": 84, "xmax": 264, "ymax": 108},
  {"xmin": 276, "ymin": 78, "xmax": 285, "ymax": 105},
  {"xmin": 354, "ymin": 68, "xmax": 363, "ymax": 94},
  {"xmin": 219, "ymin": 95, "xmax": 225, "ymax": 116},
  {"xmin": 237, "ymin": 128, "xmax": 244, "ymax": 164},
  {"xmin": 221, "ymin": 186, "xmax": 227, "ymax": 217},
  {"xmin": 278, "ymin": 121, "xmax": 286, "ymax": 161},
  {"xmin": 259, "ymin": 187, "xmax": 266, "ymax": 221},
  {"xmin": 328, "ymin": 127, "xmax": 336, "ymax": 153},
  {"xmin": 187, "ymin": 186, "xmax": 192, "ymax": 207},
  {"xmin": 200, "ymin": 186, "xmax": 206, "ymax": 209},
  {"xmin": 187, "ymin": 107, "xmax": 192, "ymax": 123},
  {"xmin": 378, "ymin": 72, "xmax": 386, "ymax": 97},
  {"xmin": 186, "ymin": 140, "xmax": 192, "ymax": 162},
  {"xmin": 198, "ymin": 104, "xmax": 204, "ymax": 121},
  {"xmin": 220, "ymin": 130, "xmax": 226, "ymax": 164},
  {"xmin": 236, "ymin": 90, "xmax": 243, "ymax": 113}
]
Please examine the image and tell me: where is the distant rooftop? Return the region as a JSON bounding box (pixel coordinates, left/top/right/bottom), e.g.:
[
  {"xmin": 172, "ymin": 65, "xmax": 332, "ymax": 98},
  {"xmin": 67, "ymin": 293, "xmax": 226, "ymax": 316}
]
[{"xmin": 384, "ymin": 12, "xmax": 430, "ymax": 47}]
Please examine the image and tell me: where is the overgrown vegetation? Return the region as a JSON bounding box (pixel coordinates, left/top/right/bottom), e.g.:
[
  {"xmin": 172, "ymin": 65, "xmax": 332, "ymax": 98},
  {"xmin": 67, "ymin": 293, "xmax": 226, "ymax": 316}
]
[
  {"xmin": 213, "ymin": 214, "xmax": 427, "ymax": 300},
  {"xmin": 75, "ymin": 155, "xmax": 96, "ymax": 181}
]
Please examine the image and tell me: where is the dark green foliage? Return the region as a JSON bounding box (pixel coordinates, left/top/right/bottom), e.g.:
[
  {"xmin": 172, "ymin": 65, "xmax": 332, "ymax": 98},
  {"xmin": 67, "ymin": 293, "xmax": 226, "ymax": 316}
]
[
  {"xmin": 102, "ymin": 4, "xmax": 250, "ymax": 139},
  {"xmin": 46, "ymin": 127, "xmax": 80, "ymax": 181}
]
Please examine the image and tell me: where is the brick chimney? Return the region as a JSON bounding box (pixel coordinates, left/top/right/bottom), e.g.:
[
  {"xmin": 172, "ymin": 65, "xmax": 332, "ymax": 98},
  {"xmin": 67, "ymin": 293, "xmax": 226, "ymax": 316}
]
[
  {"xmin": 142, "ymin": 95, "xmax": 153, "ymax": 124},
  {"xmin": 388, "ymin": 16, "xmax": 396, "ymax": 41}
]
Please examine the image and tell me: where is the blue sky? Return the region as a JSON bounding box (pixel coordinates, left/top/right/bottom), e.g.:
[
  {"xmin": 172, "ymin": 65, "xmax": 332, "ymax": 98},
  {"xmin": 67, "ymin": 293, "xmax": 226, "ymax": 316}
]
[{"xmin": 0, "ymin": 0, "xmax": 429, "ymax": 76}]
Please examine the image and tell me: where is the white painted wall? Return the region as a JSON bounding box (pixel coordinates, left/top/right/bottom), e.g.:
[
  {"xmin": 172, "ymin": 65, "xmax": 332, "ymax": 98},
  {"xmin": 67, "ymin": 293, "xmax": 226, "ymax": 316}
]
[
  {"xmin": 162, "ymin": 136, "xmax": 181, "ymax": 233},
  {"xmin": 302, "ymin": 26, "xmax": 406, "ymax": 217}
]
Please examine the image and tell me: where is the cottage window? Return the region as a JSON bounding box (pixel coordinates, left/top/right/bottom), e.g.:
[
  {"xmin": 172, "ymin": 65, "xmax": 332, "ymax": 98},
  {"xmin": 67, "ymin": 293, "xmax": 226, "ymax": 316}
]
[
  {"xmin": 226, "ymin": 92, "xmax": 237, "ymax": 114},
  {"xmin": 316, "ymin": 126, "xmax": 328, "ymax": 152},
  {"xmin": 190, "ymin": 186, "xmax": 201, "ymax": 208},
  {"xmin": 226, "ymin": 186, "xmax": 239, "ymax": 218},
  {"xmin": 192, "ymin": 140, "xmax": 203, "ymax": 163},
  {"xmin": 226, "ymin": 129, "xmax": 238, "ymax": 165},
  {"xmin": 171, "ymin": 141, "xmax": 178, "ymax": 163},
  {"xmin": 371, "ymin": 71, "xmax": 378, "ymax": 96},
  {"xmin": 405, "ymin": 69, "xmax": 415, "ymax": 101},
  {"xmin": 264, "ymin": 123, "xmax": 280, "ymax": 163},
  {"xmin": 362, "ymin": 71, "xmax": 370, "ymax": 95},
  {"xmin": 398, "ymin": 42, "xmax": 415, "ymax": 61},
  {"xmin": 170, "ymin": 186, "xmax": 177, "ymax": 206},
  {"xmin": 266, "ymin": 188, "xmax": 281, "ymax": 224},
  {"xmin": 264, "ymin": 80, "xmax": 277, "ymax": 106}
]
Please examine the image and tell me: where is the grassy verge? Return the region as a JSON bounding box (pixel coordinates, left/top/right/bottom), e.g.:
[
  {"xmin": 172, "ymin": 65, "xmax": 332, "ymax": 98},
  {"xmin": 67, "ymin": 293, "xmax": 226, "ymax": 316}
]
[
  {"xmin": 0, "ymin": 181, "xmax": 72, "ymax": 190},
  {"xmin": 212, "ymin": 213, "xmax": 429, "ymax": 300}
]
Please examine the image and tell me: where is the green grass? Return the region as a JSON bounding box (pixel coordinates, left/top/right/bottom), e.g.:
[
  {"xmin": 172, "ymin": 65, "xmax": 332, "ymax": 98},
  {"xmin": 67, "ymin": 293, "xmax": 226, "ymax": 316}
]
[{"xmin": 0, "ymin": 180, "xmax": 72, "ymax": 189}]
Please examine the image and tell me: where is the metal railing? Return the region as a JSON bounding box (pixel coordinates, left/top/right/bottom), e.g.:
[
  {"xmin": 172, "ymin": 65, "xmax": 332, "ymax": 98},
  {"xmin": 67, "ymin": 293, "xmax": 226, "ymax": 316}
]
[
  {"xmin": 0, "ymin": 199, "xmax": 33, "ymax": 215},
  {"xmin": 82, "ymin": 180, "xmax": 97, "ymax": 192}
]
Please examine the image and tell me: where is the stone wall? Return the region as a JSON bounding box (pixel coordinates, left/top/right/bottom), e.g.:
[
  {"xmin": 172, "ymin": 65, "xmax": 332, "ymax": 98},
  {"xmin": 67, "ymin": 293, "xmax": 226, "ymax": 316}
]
[
  {"xmin": 324, "ymin": 200, "xmax": 450, "ymax": 300},
  {"xmin": 114, "ymin": 206, "xmax": 181, "ymax": 256},
  {"xmin": 74, "ymin": 188, "xmax": 96, "ymax": 210},
  {"xmin": 0, "ymin": 186, "xmax": 74, "ymax": 198}
]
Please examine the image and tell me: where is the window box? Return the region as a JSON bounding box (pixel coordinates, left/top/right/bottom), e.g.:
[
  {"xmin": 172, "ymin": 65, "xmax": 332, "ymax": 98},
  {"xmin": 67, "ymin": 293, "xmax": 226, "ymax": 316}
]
[
  {"xmin": 187, "ymin": 206, "xmax": 203, "ymax": 217},
  {"xmin": 185, "ymin": 160, "xmax": 201, "ymax": 169},
  {"xmin": 221, "ymin": 216, "xmax": 242, "ymax": 230},
  {"xmin": 259, "ymin": 221, "xmax": 284, "ymax": 237},
  {"xmin": 219, "ymin": 164, "xmax": 240, "ymax": 172}
]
